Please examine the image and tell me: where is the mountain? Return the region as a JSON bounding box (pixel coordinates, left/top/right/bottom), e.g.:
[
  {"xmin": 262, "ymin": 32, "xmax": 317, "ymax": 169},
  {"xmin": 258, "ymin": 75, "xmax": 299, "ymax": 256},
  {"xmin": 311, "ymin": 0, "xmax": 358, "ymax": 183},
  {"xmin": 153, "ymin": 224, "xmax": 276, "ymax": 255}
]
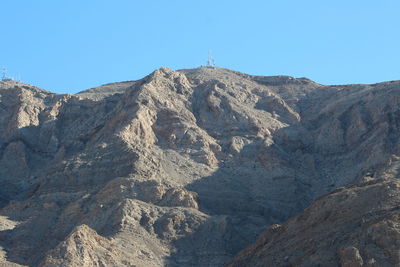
[
  {"xmin": 227, "ymin": 167, "xmax": 400, "ymax": 267},
  {"xmin": 0, "ymin": 67, "xmax": 400, "ymax": 266}
]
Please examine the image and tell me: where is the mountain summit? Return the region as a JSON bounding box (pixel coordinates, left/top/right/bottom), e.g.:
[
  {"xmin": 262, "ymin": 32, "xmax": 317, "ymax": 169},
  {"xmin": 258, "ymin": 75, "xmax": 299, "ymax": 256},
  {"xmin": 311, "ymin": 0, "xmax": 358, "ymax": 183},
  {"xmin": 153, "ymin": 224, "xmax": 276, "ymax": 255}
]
[{"xmin": 1, "ymin": 67, "xmax": 400, "ymax": 266}]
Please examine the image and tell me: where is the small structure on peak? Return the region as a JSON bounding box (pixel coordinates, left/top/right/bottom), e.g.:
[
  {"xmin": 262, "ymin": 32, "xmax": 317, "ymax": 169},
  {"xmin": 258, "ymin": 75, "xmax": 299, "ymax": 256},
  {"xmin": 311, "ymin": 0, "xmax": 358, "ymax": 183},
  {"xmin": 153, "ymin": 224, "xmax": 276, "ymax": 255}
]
[
  {"xmin": 206, "ymin": 51, "xmax": 215, "ymax": 68},
  {"xmin": 1, "ymin": 67, "xmax": 13, "ymax": 82}
]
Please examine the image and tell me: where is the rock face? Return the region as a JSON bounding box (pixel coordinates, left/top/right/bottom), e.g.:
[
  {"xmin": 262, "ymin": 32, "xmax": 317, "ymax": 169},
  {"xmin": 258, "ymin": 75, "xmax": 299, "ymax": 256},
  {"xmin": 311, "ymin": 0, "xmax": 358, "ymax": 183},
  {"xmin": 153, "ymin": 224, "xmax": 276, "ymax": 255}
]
[
  {"xmin": 1, "ymin": 67, "xmax": 400, "ymax": 266},
  {"xmin": 227, "ymin": 168, "xmax": 400, "ymax": 266}
]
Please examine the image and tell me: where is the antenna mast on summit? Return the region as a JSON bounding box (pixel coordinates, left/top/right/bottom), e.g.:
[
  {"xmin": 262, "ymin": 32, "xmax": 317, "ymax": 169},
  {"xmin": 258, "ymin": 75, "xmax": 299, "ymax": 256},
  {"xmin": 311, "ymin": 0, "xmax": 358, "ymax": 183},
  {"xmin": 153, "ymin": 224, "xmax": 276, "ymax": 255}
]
[
  {"xmin": 1, "ymin": 67, "xmax": 14, "ymax": 82},
  {"xmin": 1, "ymin": 67, "xmax": 7, "ymax": 80},
  {"xmin": 207, "ymin": 51, "xmax": 215, "ymax": 67}
]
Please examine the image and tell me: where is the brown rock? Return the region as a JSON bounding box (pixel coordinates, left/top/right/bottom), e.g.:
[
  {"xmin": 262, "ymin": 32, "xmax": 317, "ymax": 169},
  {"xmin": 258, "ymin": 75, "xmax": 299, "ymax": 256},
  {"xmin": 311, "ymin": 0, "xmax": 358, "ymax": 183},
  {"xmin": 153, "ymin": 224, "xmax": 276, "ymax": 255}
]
[{"xmin": 338, "ymin": 247, "xmax": 363, "ymax": 267}]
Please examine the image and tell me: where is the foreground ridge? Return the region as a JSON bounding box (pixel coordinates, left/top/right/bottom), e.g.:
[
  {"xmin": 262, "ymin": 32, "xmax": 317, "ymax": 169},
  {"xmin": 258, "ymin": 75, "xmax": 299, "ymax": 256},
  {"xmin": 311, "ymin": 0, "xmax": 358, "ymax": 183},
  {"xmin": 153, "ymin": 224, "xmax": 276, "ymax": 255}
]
[{"xmin": 228, "ymin": 164, "xmax": 400, "ymax": 266}]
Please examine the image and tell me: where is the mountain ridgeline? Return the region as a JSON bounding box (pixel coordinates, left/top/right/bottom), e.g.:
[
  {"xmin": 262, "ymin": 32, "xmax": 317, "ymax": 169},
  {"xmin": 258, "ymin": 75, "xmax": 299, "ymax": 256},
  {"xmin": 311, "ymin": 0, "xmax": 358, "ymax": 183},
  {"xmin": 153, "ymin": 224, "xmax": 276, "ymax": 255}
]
[{"xmin": 1, "ymin": 67, "xmax": 400, "ymax": 266}]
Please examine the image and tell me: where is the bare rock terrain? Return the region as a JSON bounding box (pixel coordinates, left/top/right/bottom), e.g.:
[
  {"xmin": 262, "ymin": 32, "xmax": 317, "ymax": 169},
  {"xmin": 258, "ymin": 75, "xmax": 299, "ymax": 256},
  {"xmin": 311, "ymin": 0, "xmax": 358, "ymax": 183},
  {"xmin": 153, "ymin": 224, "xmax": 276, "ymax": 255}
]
[
  {"xmin": 227, "ymin": 164, "xmax": 400, "ymax": 266},
  {"xmin": 0, "ymin": 67, "xmax": 400, "ymax": 266}
]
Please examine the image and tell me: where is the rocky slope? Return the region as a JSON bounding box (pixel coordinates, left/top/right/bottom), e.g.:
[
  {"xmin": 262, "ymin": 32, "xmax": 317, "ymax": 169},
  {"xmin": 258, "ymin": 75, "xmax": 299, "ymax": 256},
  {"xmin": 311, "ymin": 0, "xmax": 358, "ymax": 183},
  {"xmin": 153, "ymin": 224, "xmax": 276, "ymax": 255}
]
[
  {"xmin": 227, "ymin": 161, "xmax": 400, "ymax": 267},
  {"xmin": 0, "ymin": 67, "xmax": 400, "ymax": 266}
]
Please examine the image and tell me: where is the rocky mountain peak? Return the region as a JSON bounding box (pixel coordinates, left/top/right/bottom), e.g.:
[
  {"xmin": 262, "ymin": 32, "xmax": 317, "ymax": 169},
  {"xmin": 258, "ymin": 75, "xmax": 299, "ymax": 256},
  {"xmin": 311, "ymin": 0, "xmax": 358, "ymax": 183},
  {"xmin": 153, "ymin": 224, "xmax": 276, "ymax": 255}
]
[{"xmin": 1, "ymin": 68, "xmax": 400, "ymax": 266}]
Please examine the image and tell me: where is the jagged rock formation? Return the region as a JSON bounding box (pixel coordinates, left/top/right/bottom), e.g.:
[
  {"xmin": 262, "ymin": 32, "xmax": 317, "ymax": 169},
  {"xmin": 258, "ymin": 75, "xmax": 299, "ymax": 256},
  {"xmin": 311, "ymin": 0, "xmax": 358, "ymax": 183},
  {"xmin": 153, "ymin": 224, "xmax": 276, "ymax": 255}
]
[
  {"xmin": 39, "ymin": 224, "xmax": 137, "ymax": 267},
  {"xmin": 0, "ymin": 67, "xmax": 400, "ymax": 266},
  {"xmin": 227, "ymin": 163, "xmax": 400, "ymax": 266}
]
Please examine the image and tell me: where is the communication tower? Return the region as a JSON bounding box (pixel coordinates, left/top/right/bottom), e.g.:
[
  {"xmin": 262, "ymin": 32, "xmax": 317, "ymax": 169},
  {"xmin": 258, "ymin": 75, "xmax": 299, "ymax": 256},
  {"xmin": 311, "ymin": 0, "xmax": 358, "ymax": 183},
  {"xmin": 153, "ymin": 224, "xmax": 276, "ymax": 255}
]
[
  {"xmin": 1, "ymin": 67, "xmax": 6, "ymax": 80},
  {"xmin": 1, "ymin": 67, "xmax": 14, "ymax": 82},
  {"xmin": 207, "ymin": 51, "xmax": 215, "ymax": 68}
]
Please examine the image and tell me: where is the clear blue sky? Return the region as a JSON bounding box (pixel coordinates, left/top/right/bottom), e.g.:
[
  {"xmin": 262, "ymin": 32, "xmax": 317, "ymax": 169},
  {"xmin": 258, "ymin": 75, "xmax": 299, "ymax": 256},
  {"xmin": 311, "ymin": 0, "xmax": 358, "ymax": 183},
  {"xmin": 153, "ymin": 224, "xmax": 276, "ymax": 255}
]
[{"xmin": 1, "ymin": 0, "xmax": 399, "ymax": 93}]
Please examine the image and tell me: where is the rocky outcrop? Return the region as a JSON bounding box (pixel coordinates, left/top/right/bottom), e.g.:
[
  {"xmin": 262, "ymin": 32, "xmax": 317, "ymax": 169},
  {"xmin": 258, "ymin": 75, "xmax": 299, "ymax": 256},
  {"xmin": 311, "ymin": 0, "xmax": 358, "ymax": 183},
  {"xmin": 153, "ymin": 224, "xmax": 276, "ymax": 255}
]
[
  {"xmin": 1, "ymin": 68, "xmax": 400, "ymax": 266},
  {"xmin": 39, "ymin": 224, "xmax": 136, "ymax": 267},
  {"xmin": 227, "ymin": 168, "xmax": 400, "ymax": 266}
]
